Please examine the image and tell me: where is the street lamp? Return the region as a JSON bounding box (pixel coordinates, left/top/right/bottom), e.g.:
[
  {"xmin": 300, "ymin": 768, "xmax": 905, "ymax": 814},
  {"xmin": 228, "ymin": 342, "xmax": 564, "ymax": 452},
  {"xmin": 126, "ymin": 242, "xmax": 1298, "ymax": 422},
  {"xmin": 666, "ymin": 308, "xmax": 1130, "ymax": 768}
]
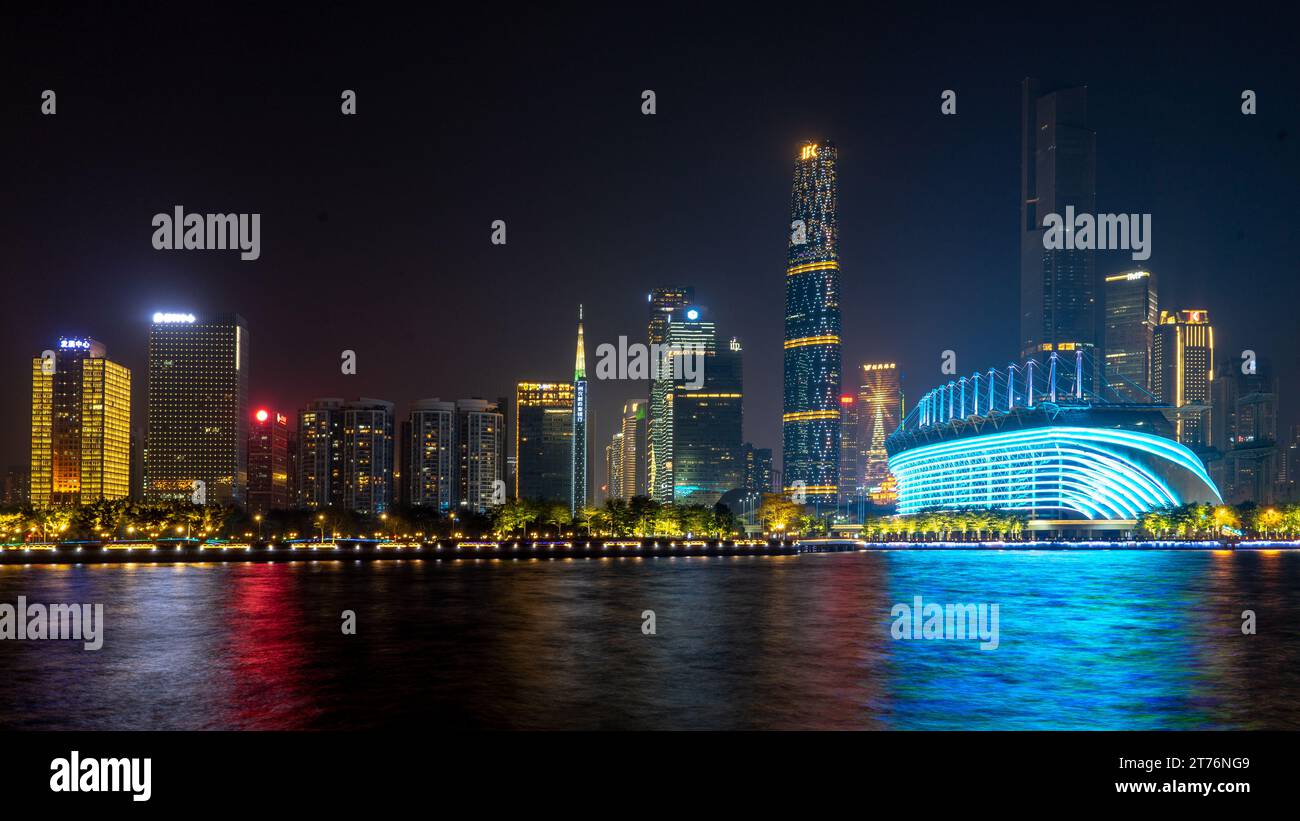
[{"xmin": 255, "ymin": 514, "xmax": 263, "ymax": 541}]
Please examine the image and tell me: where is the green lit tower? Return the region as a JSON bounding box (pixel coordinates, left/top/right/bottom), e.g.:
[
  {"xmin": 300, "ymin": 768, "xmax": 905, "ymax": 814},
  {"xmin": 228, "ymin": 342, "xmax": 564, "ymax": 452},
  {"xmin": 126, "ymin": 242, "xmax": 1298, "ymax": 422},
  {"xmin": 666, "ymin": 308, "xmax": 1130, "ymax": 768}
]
[{"xmin": 571, "ymin": 305, "xmax": 588, "ymax": 514}]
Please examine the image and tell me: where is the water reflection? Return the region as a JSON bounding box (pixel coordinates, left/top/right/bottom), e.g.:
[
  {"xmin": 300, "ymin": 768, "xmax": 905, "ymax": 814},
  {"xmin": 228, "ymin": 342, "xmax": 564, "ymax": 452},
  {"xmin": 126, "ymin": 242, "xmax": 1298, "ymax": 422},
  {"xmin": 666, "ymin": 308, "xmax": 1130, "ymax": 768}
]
[{"xmin": 0, "ymin": 551, "xmax": 1297, "ymax": 730}]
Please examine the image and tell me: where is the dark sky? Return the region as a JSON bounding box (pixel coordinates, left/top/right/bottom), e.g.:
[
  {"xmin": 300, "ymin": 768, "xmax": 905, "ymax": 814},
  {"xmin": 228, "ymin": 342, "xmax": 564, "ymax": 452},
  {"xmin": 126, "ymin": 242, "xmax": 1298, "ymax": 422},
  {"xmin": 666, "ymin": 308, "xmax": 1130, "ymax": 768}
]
[{"xmin": 3, "ymin": 5, "xmax": 1297, "ymax": 473}]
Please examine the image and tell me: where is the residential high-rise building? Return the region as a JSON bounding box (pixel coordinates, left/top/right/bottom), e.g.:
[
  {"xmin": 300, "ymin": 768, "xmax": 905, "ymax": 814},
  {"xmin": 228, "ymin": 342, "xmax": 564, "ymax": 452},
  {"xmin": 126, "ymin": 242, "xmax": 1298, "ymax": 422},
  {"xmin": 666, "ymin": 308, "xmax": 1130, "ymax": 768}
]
[
  {"xmin": 742, "ymin": 443, "xmax": 773, "ymax": 494},
  {"xmin": 1102, "ymin": 270, "xmax": 1158, "ymax": 401},
  {"xmin": 859, "ymin": 362, "xmax": 902, "ymax": 498},
  {"xmin": 1152, "ymin": 309, "xmax": 1214, "ymax": 449},
  {"xmin": 647, "ymin": 286, "xmax": 693, "ymax": 503},
  {"xmin": 456, "ymin": 398, "xmax": 505, "ymax": 514},
  {"xmin": 30, "ymin": 337, "xmax": 131, "ymax": 505},
  {"xmin": 572, "ymin": 306, "xmax": 588, "ymax": 513},
  {"xmin": 783, "ymin": 140, "xmax": 842, "ymax": 506},
  {"xmin": 298, "ymin": 398, "xmax": 343, "ymax": 508},
  {"xmin": 609, "ymin": 399, "xmax": 648, "ymax": 500},
  {"xmin": 145, "ymin": 312, "xmax": 248, "ymax": 504},
  {"xmin": 340, "ymin": 399, "xmax": 394, "ymax": 515},
  {"xmin": 515, "ymin": 382, "xmax": 574, "ymax": 503},
  {"xmin": 296, "ymin": 397, "xmax": 393, "ymax": 513},
  {"xmin": 247, "ymin": 408, "xmax": 289, "ymax": 513},
  {"xmin": 403, "ymin": 399, "xmax": 455, "ymax": 512},
  {"xmin": 1019, "ymin": 79, "xmax": 1098, "ymax": 374}
]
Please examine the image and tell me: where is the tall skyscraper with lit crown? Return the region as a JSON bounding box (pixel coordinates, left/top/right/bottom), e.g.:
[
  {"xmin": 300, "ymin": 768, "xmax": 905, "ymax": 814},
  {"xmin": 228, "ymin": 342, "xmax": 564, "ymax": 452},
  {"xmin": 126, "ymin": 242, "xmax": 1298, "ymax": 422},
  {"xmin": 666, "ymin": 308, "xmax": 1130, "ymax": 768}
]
[{"xmin": 783, "ymin": 140, "xmax": 842, "ymax": 506}]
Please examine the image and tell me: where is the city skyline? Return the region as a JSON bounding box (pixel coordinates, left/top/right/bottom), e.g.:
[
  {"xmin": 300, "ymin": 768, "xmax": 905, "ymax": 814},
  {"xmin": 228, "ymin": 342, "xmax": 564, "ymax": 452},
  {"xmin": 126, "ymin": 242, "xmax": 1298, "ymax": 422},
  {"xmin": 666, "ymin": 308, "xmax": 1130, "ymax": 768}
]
[{"xmin": 3, "ymin": 11, "xmax": 1296, "ymax": 494}]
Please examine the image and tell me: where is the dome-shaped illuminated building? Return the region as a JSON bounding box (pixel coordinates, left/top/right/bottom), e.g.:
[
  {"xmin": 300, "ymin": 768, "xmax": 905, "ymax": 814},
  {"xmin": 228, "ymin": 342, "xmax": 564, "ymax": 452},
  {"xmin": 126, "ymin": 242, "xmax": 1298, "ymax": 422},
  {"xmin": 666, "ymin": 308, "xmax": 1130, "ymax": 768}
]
[{"xmin": 885, "ymin": 351, "xmax": 1221, "ymax": 535}]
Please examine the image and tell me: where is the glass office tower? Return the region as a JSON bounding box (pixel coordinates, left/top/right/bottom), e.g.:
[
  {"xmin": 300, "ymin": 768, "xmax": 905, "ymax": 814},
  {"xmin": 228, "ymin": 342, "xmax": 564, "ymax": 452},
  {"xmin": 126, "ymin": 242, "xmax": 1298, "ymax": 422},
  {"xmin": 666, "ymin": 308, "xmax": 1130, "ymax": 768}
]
[
  {"xmin": 783, "ymin": 140, "xmax": 842, "ymax": 506},
  {"xmin": 145, "ymin": 312, "xmax": 248, "ymax": 504}
]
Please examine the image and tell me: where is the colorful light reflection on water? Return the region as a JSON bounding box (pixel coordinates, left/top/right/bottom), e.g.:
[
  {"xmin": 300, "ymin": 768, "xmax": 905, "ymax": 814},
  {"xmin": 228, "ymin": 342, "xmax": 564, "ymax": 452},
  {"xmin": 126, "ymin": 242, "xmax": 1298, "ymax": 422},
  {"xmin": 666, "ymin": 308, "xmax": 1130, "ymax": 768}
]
[{"xmin": 1, "ymin": 551, "xmax": 1297, "ymax": 730}]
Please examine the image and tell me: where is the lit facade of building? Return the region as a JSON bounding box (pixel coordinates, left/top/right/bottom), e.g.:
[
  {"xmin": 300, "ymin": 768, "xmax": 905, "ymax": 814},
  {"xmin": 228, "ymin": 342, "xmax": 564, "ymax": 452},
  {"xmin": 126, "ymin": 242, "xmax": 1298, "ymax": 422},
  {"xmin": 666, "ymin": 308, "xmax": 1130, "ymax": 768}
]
[
  {"xmin": 340, "ymin": 399, "xmax": 394, "ymax": 515},
  {"xmin": 647, "ymin": 286, "xmax": 693, "ymax": 504},
  {"xmin": 609, "ymin": 399, "xmax": 647, "ymax": 500},
  {"xmin": 572, "ymin": 307, "xmax": 588, "ymax": 513},
  {"xmin": 837, "ymin": 393, "xmax": 861, "ymax": 505},
  {"xmin": 1019, "ymin": 79, "xmax": 1097, "ymax": 373},
  {"xmin": 456, "ymin": 398, "xmax": 505, "ymax": 514},
  {"xmin": 742, "ymin": 443, "xmax": 773, "ymax": 494},
  {"xmin": 403, "ymin": 399, "xmax": 455, "ymax": 512},
  {"xmin": 145, "ymin": 312, "xmax": 249, "ymax": 504},
  {"xmin": 1210, "ymin": 361, "xmax": 1281, "ymax": 504},
  {"xmin": 783, "ymin": 140, "xmax": 842, "ymax": 505},
  {"xmin": 670, "ymin": 332, "xmax": 743, "ymax": 506},
  {"xmin": 1152, "ymin": 309, "xmax": 1214, "ymax": 449},
  {"xmin": 859, "ymin": 362, "xmax": 902, "ymax": 500},
  {"xmin": 515, "ymin": 382, "xmax": 574, "ymax": 503},
  {"xmin": 889, "ymin": 420, "xmax": 1221, "ymax": 522},
  {"xmin": 891, "ymin": 355, "xmax": 1221, "ymax": 529},
  {"xmin": 297, "ymin": 398, "xmax": 343, "ymax": 508},
  {"xmin": 1102, "ymin": 270, "xmax": 1158, "ymax": 401},
  {"xmin": 30, "ymin": 337, "xmax": 131, "ymax": 505},
  {"xmin": 605, "ymin": 431, "xmax": 623, "ymax": 504},
  {"xmin": 247, "ymin": 408, "xmax": 289, "ymax": 512}
]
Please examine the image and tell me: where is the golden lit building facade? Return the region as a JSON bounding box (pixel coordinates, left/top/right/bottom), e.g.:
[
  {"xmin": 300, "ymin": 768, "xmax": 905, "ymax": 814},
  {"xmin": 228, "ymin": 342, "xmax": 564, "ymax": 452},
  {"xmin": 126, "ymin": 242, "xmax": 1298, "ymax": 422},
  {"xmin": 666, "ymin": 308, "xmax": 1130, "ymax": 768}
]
[
  {"xmin": 30, "ymin": 337, "xmax": 131, "ymax": 505},
  {"xmin": 1152, "ymin": 309, "xmax": 1214, "ymax": 449}
]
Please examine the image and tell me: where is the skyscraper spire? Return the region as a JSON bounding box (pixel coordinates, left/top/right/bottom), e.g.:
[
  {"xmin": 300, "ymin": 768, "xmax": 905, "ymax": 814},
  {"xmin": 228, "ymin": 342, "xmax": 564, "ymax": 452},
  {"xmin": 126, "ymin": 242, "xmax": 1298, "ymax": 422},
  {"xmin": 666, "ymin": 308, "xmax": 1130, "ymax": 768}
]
[
  {"xmin": 571, "ymin": 304, "xmax": 588, "ymax": 513},
  {"xmin": 574, "ymin": 304, "xmax": 586, "ymax": 380}
]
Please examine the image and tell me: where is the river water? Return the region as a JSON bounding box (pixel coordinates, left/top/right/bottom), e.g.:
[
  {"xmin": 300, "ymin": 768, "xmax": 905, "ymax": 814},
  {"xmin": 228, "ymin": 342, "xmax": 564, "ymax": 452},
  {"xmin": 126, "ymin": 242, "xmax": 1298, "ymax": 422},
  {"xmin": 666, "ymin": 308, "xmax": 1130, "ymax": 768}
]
[{"xmin": 2, "ymin": 550, "xmax": 1297, "ymax": 730}]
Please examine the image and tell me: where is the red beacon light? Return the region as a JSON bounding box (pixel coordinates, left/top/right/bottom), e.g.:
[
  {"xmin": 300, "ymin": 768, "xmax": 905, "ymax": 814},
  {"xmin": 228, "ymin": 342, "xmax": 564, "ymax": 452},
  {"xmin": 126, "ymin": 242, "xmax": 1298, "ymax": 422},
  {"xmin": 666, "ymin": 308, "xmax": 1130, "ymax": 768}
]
[{"xmin": 255, "ymin": 408, "xmax": 269, "ymax": 423}]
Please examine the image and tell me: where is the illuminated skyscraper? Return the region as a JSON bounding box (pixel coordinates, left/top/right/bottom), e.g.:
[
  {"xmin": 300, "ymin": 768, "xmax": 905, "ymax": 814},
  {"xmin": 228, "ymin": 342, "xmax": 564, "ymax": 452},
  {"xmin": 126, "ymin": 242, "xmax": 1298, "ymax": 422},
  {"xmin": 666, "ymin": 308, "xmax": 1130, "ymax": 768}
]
[
  {"xmin": 572, "ymin": 306, "xmax": 588, "ymax": 513},
  {"xmin": 605, "ymin": 431, "xmax": 623, "ymax": 504},
  {"xmin": 613, "ymin": 400, "xmax": 644, "ymax": 501},
  {"xmin": 647, "ymin": 286, "xmax": 693, "ymax": 503},
  {"xmin": 783, "ymin": 140, "xmax": 842, "ymax": 506},
  {"xmin": 145, "ymin": 312, "xmax": 248, "ymax": 504},
  {"xmin": 669, "ymin": 328, "xmax": 743, "ymax": 506},
  {"xmin": 30, "ymin": 337, "xmax": 131, "ymax": 505},
  {"xmin": 837, "ymin": 393, "xmax": 861, "ymax": 506},
  {"xmin": 515, "ymin": 382, "xmax": 574, "ymax": 503},
  {"xmin": 1020, "ymin": 79, "xmax": 1097, "ymax": 370},
  {"xmin": 859, "ymin": 362, "xmax": 902, "ymax": 498},
  {"xmin": 608, "ymin": 399, "xmax": 648, "ymax": 500},
  {"xmin": 1153, "ymin": 309, "xmax": 1214, "ymax": 449},
  {"xmin": 1102, "ymin": 270, "xmax": 1158, "ymax": 401},
  {"xmin": 742, "ymin": 443, "xmax": 773, "ymax": 494},
  {"xmin": 247, "ymin": 408, "xmax": 289, "ymax": 513}
]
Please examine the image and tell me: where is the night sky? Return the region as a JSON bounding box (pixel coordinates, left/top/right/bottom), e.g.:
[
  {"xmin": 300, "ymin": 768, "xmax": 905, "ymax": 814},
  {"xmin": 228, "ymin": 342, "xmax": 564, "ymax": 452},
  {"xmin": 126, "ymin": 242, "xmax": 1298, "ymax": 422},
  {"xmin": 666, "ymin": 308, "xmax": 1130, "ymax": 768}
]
[{"xmin": 3, "ymin": 6, "xmax": 1297, "ymax": 474}]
